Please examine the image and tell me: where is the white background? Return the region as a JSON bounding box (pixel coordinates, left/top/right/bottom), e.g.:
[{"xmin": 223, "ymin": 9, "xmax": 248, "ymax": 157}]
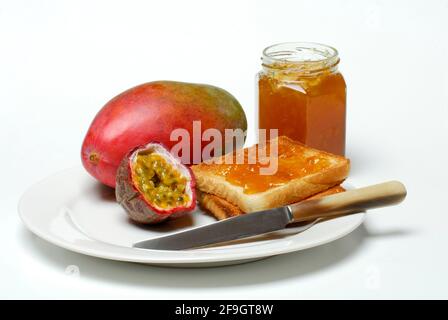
[{"xmin": 1, "ymin": 0, "xmax": 447, "ymax": 299}]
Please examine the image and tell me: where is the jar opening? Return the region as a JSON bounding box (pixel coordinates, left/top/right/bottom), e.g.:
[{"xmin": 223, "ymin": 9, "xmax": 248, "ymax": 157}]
[{"xmin": 262, "ymin": 42, "xmax": 339, "ymax": 74}]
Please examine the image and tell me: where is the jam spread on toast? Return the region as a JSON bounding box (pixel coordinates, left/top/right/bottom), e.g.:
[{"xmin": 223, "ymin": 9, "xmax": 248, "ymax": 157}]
[{"xmin": 202, "ymin": 138, "xmax": 332, "ymax": 194}]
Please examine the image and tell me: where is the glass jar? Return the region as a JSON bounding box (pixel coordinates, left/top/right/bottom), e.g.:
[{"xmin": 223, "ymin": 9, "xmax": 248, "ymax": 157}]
[{"xmin": 257, "ymin": 42, "xmax": 346, "ymax": 155}]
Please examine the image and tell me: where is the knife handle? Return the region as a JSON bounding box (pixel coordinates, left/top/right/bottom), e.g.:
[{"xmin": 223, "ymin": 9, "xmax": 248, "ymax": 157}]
[{"xmin": 289, "ymin": 181, "xmax": 407, "ymax": 223}]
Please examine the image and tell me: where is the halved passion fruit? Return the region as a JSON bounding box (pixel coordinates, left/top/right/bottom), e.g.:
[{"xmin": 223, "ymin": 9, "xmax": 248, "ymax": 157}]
[{"xmin": 116, "ymin": 142, "xmax": 196, "ymax": 224}]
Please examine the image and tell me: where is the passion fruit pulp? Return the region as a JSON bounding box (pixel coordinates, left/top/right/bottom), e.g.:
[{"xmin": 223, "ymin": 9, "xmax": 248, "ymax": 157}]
[
  {"xmin": 116, "ymin": 142, "xmax": 196, "ymax": 224},
  {"xmin": 132, "ymin": 153, "xmax": 190, "ymax": 209}
]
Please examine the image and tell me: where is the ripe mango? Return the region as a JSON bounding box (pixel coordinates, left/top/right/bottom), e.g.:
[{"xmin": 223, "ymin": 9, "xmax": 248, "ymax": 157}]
[{"xmin": 81, "ymin": 81, "xmax": 247, "ymax": 187}]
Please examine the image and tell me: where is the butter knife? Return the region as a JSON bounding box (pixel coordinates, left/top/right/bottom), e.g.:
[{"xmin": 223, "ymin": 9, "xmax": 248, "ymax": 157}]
[{"xmin": 133, "ymin": 181, "xmax": 406, "ymax": 250}]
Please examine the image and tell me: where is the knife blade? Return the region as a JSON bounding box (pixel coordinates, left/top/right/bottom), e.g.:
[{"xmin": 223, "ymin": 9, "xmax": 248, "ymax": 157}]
[{"xmin": 133, "ymin": 206, "xmax": 294, "ymax": 250}]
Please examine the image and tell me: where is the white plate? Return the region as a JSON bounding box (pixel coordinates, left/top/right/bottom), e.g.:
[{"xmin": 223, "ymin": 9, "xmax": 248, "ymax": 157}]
[{"xmin": 18, "ymin": 167, "xmax": 365, "ymax": 267}]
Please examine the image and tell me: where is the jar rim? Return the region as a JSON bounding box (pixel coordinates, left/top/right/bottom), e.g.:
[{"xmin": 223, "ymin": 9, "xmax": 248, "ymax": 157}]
[{"xmin": 262, "ymin": 42, "xmax": 340, "ymax": 72}]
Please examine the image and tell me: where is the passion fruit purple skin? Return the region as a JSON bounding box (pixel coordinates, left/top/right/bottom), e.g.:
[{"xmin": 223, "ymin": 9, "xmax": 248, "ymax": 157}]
[{"xmin": 115, "ymin": 142, "xmax": 196, "ymax": 224}]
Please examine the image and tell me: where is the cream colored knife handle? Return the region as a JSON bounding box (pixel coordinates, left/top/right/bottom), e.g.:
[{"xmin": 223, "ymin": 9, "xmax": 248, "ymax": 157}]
[{"xmin": 289, "ymin": 181, "xmax": 407, "ymax": 223}]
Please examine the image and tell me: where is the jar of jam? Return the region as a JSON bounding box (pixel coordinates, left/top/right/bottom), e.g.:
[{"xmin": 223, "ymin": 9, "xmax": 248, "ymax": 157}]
[{"xmin": 257, "ymin": 42, "xmax": 346, "ymax": 155}]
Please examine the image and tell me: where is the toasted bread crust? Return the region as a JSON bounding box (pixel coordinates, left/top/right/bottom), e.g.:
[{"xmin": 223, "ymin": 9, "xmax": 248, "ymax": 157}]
[
  {"xmin": 199, "ymin": 185, "xmax": 346, "ymax": 220},
  {"xmin": 192, "ymin": 136, "xmax": 350, "ymax": 213},
  {"xmin": 197, "ymin": 191, "xmax": 243, "ymax": 220}
]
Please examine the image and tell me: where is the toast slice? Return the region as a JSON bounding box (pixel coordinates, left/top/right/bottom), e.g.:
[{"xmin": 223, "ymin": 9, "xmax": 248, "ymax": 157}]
[
  {"xmin": 198, "ymin": 186, "xmax": 346, "ymax": 220},
  {"xmin": 191, "ymin": 136, "xmax": 349, "ymax": 213}
]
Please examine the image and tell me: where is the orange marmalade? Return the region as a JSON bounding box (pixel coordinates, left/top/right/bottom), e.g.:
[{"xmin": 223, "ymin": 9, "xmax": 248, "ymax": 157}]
[
  {"xmin": 200, "ymin": 137, "xmax": 331, "ymax": 194},
  {"xmin": 258, "ymin": 42, "xmax": 346, "ymax": 155}
]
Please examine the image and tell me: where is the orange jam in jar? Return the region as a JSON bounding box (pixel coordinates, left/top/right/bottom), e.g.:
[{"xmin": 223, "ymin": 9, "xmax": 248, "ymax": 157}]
[{"xmin": 257, "ymin": 42, "xmax": 346, "ymax": 155}]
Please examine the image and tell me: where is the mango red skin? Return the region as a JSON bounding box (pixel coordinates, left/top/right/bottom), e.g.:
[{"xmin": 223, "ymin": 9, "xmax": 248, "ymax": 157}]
[{"xmin": 81, "ymin": 81, "xmax": 247, "ymax": 187}]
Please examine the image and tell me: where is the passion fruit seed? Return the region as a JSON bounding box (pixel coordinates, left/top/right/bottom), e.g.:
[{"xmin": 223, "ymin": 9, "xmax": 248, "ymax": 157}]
[{"xmin": 132, "ymin": 153, "xmax": 190, "ymax": 209}]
